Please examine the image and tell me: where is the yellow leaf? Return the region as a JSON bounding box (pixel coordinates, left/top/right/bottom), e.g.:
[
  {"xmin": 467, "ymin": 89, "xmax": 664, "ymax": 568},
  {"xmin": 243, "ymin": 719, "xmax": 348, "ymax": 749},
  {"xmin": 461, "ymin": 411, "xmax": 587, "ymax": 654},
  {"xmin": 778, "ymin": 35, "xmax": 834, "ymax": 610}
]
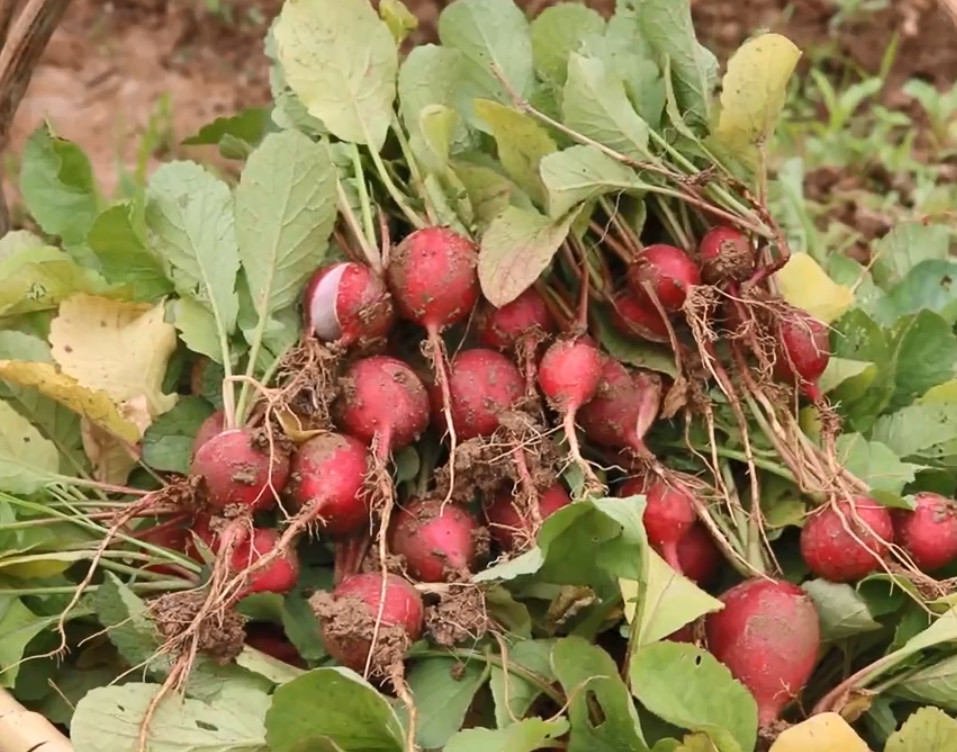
[
  {"xmin": 716, "ymin": 33, "xmax": 802, "ymax": 166},
  {"xmin": 775, "ymin": 253, "xmax": 854, "ymax": 324},
  {"xmin": 0, "ymin": 361, "xmax": 139, "ymax": 442},
  {"xmin": 81, "ymin": 397, "xmax": 152, "ymax": 484},
  {"xmin": 49, "ymin": 294, "xmax": 178, "ymax": 417},
  {"xmin": 769, "ymin": 713, "xmax": 871, "ymax": 752}
]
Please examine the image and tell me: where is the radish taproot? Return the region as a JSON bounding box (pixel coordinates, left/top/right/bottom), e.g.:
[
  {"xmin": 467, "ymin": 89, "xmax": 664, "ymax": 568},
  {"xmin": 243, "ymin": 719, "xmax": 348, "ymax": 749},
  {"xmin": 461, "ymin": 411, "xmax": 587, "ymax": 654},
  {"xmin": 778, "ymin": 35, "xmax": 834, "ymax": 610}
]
[
  {"xmin": 698, "ymin": 226, "xmax": 754, "ymax": 284},
  {"xmin": 579, "ymin": 360, "xmax": 661, "ymax": 458},
  {"xmin": 477, "ymin": 288, "xmax": 554, "ymax": 351},
  {"xmin": 390, "ymin": 499, "xmax": 482, "ymax": 581},
  {"xmin": 619, "ymin": 475, "xmax": 697, "ymax": 573},
  {"xmin": 191, "ymin": 428, "xmax": 290, "ymax": 512},
  {"xmin": 484, "ymin": 483, "xmax": 572, "ymax": 550},
  {"xmin": 800, "ymin": 497, "xmax": 892, "ymax": 582},
  {"xmin": 773, "ymin": 307, "xmax": 830, "ymax": 401},
  {"xmin": 230, "ymin": 528, "xmax": 300, "ymax": 596},
  {"xmin": 894, "ymin": 492, "xmax": 957, "ymax": 572},
  {"xmin": 286, "ymin": 433, "xmax": 371, "ymax": 537},
  {"xmin": 304, "ymin": 261, "xmax": 396, "ymax": 348},
  {"xmin": 610, "ymin": 290, "xmax": 669, "ymax": 343},
  {"xmin": 627, "ymin": 244, "xmax": 700, "ymax": 312},
  {"xmin": 706, "ymin": 578, "xmax": 821, "ymax": 726}
]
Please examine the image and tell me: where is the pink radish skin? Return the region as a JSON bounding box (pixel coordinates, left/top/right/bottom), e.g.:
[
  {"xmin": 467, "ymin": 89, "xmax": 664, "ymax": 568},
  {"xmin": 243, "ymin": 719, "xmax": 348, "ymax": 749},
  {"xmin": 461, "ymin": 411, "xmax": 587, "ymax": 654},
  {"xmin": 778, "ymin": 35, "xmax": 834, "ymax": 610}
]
[
  {"xmin": 230, "ymin": 528, "xmax": 300, "ymax": 596},
  {"xmin": 485, "ymin": 483, "xmax": 572, "ymax": 550},
  {"xmin": 477, "ymin": 289, "xmax": 555, "ymax": 351},
  {"xmin": 620, "ymin": 475, "xmax": 697, "ymax": 573},
  {"xmin": 610, "ymin": 291, "xmax": 670, "ymax": 343},
  {"xmin": 627, "ymin": 244, "xmax": 701, "ymax": 312},
  {"xmin": 698, "ymin": 226, "xmax": 755, "ymax": 284},
  {"xmin": 304, "ymin": 262, "xmax": 396, "ymax": 347},
  {"xmin": 335, "ymin": 356, "xmax": 430, "ymax": 453},
  {"xmin": 430, "ymin": 349, "xmax": 524, "ymax": 440},
  {"xmin": 321, "ymin": 573, "xmax": 424, "ymax": 672},
  {"xmin": 773, "ymin": 308, "xmax": 830, "ymax": 400},
  {"xmin": 800, "ymin": 497, "xmax": 893, "ymax": 582},
  {"xmin": 287, "ymin": 434, "xmax": 371, "ymax": 537},
  {"xmin": 894, "ymin": 492, "xmax": 957, "ymax": 572},
  {"xmin": 579, "ymin": 360, "xmax": 661, "ymax": 457},
  {"xmin": 677, "ymin": 524, "xmax": 722, "ymax": 587},
  {"xmin": 706, "ymin": 578, "xmax": 821, "ymax": 726},
  {"xmin": 390, "ymin": 499, "xmax": 481, "ymax": 581},
  {"xmin": 193, "ymin": 410, "xmax": 225, "ymax": 458},
  {"xmin": 191, "ymin": 429, "xmax": 290, "ymax": 512}
]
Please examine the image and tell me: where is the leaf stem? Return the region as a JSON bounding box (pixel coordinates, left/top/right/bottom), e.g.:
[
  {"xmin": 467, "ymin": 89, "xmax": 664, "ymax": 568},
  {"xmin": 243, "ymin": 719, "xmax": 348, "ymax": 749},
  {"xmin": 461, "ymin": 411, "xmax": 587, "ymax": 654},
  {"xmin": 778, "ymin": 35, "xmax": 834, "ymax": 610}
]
[
  {"xmin": 361, "ymin": 125, "xmax": 425, "ymax": 231},
  {"xmin": 350, "ymin": 143, "xmax": 379, "ymax": 257}
]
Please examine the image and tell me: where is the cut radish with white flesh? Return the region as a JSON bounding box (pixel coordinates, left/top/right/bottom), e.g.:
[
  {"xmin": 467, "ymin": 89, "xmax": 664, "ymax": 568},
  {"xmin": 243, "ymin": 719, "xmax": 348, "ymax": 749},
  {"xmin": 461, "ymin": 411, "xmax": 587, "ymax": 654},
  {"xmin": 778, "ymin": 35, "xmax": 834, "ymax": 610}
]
[{"xmin": 308, "ymin": 263, "xmax": 347, "ymax": 341}]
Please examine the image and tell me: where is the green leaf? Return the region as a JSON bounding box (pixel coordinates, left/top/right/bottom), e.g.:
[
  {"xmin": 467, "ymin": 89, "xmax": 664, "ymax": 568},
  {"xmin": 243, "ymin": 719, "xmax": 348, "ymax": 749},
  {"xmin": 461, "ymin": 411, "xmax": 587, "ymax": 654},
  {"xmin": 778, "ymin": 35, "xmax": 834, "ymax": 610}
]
[
  {"xmin": 0, "ymin": 244, "xmax": 113, "ymax": 318},
  {"xmin": 539, "ymin": 145, "xmax": 650, "ymax": 219},
  {"xmin": 871, "ymin": 221, "xmax": 952, "ymax": 289},
  {"xmin": 379, "ymin": 0, "xmax": 418, "ymax": 44},
  {"xmin": 562, "ymin": 53, "xmax": 650, "ymax": 160},
  {"xmin": 146, "ymin": 161, "xmax": 239, "ymax": 359},
  {"xmin": 552, "ymin": 636, "xmax": 648, "ymax": 752},
  {"xmin": 172, "ymin": 298, "xmax": 227, "ymax": 364},
  {"xmin": 265, "ymin": 667, "xmax": 404, "ymax": 752},
  {"xmin": 600, "ymin": 8, "xmax": 666, "ymax": 128},
  {"xmin": 629, "ymin": 641, "xmax": 757, "ymax": 752},
  {"xmin": 885, "ymin": 260, "xmax": 957, "ymax": 326},
  {"xmin": 142, "ymin": 396, "xmax": 214, "ymax": 474},
  {"xmin": 0, "ymin": 229, "xmax": 44, "ymax": 260},
  {"xmin": 0, "ymin": 596, "xmax": 49, "ymax": 687},
  {"xmin": 595, "ymin": 310, "xmax": 677, "ymax": 377},
  {"xmin": 71, "ymin": 682, "xmax": 270, "ymax": 752},
  {"xmin": 530, "ymin": 4, "xmax": 605, "ymax": 85},
  {"xmin": 818, "ymin": 357, "xmax": 877, "ymax": 397},
  {"xmin": 830, "ymin": 309, "xmax": 894, "ymax": 430},
  {"xmin": 891, "ymin": 656, "xmax": 957, "ymax": 712},
  {"xmin": 871, "ymin": 404, "xmax": 957, "ymax": 463},
  {"xmin": 403, "ymin": 658, "xmax": 488, "ymax": 749},
  {"xmin": 438, "ymin": 0, "xmax": 534, "ymax": 128},
  {"xmin": 474, "ymin": 100, "xmax": 556, "ymax": 206},
  {"xmin": 398, "ymin": 45, "xmax": 472, "ymax": 152},
  {"xmin": 19, "ymin": 124, "xmax": 100, "ymax": 252},
  {"xmin": 0, "ymin": 399, "xmax": 59, "ymax": 494},
  {"xmin": 88, "ymin": 203, "xmax": 172, "ymax": 301},
  {"xmin": 885, "ymin": 707, "xmax": 957, "ymax": 752},
  {"xmin": 235, "ymin": 130, "xmax": 337, "ymax": 347},
  {"xmin": 835, "ymin": 433, "xmax": 923, "ymax": 499},
  {"xmin": 714, "ymin": 34, "xmax": 801, "ymax": 168},
  {"xmin": 182, "ymin": 108, "xmax": 270, "ymax": 152},
  {"xmin": 453, "ymin": 160, "xmax": 526, "ymax": 227},
  {"xmin": 890, "ymin": 310, "xmax": 957, "ymax": 408},
  {"xmin": 274, "ymin": 0, "xmax": 397, "ymax": 150},
  {"xmin": 445, "ymin": 719, "xmax": 570, "ymax": 752},
  {"xmin": 478, "ymin": 205, "xmax": 578, "ymax": 307},
  {"xmin": 95, "ymin": 574, "xmax": 161, "ymax": 669},
  {"xmin": 802, "ymin": 579, "xmax": 881, "ymax": 641},
  {"xmin": 489, "ymin": 639, "xmax": 556, "ymax": 727}
]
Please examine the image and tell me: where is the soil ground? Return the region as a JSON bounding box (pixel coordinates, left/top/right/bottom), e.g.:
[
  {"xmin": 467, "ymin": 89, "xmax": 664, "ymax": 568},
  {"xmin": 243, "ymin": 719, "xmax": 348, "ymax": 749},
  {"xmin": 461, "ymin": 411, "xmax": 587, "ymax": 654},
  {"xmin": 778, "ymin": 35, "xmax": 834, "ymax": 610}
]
[{"xmin": 3, "ymin": 0, "xmax": 956, "ymax": 199}]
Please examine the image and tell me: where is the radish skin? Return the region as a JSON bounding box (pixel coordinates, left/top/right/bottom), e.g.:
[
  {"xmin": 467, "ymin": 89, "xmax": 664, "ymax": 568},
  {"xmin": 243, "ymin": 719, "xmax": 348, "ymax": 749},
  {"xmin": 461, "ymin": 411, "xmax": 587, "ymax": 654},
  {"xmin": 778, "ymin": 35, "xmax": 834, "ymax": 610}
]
[
  {"xmin": 191, "ymin": 428, "xmax": 290, "ymax": 512},
  {"xmin": 304, "ymin": 262, "xmax": 396, "ymax": 347},
  {"xmin": 627, "ymin": 244, "xmax": 700, "ymax": 312},
  {"xmin": 485, "ymin": 483, "xmax": 572, "ymax": 550},
  {"xmin": 390, "ymin": 499, "xmax": 482, "ymax": 581},
  {"xmin": 620, "ymin": 475, "xmax": 697, "ymax": 573},
  {"xmin": 894, "ymin": 492, "xmax": 957, "ymax": 572},
  {"xmin": 800, "ymin": 497, "xmax": 893, "ymax": 582}
]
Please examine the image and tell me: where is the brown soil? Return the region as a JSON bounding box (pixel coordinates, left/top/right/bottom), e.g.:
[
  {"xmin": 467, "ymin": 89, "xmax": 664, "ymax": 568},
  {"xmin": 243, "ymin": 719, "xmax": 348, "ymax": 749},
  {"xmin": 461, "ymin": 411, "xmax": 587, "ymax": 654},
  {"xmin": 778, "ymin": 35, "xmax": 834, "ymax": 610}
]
[{"xmin": 149, "ymin": 589, "xmax": 246, "ymax": 664}]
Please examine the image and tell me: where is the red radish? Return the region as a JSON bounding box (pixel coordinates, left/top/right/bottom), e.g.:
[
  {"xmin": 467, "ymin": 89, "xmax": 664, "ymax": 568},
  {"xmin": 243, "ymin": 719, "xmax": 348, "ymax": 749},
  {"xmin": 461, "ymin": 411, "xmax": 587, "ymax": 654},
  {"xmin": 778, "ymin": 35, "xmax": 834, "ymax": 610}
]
[
  {"xmin": 318, "ymin": 572, "xmax": 424, "ymax": 672},
  {"xmin": 706, "ymin": 578, "xmax": 821, "ymax": 726},
  {"xmin": 485, "ymin": 483, "xmax": 572, "ymax": 550},
  {"xmin": 191, "ymin": 428, "xmax": 290, "ymax": 512},
  {"xmin": 800, "ymin": 497, "xmax": 893, "ymax": 582},
  {"xmin": 335, "ymin": 356, "xmax": 430, "ymax": 452},
  {"xmin": 430, "ymin": 348, "xmax": 524, "ymax": 440},
  {"xmin": 698, "ymin": 226, "xmax": 754, "ymax": 284},
  {"xmin": 894, "ymin": 492, "xmax": 957, "ymax": 572},
  {"xmin": 538, "ymin": 336, "xmax": 605, "ymax": 489},
  {"xmin": 666, "ymin": 625, "xmax": 695, "ymax": 644},
  {"xmin": 304, "ymin": 261, "xmax": 396, "ymax": 347},
  {"xmin": 620, "ymin": 475, "xmax": 697, "ymax": 573},
  {"xmin": 773, "ymin": 307, "xmax": 830, "ymax": 400},
  {"xmin": 286, "ymin": 433, "xmax": 371, "ymax": 537},
  {"xmin": 230, "ymin": 528, "xmax": 300, "ymax": 596},
  {"xmin": 610, "ymin": 290, "xmax": 669, "ymax": 343},
  {"xmin": 627, "ymin": 244, "xmax": 700, "ymax": 312},
  {"xmin": 390, "ymin": 499, "xmax": 482, "ymax": 581},
  {"xmin": 579, "ymin": 361, "xmax": 661, "ymax": 458},
  {"xmin": 193, "ymin": 410, "xmax": 226, "ymax": 458},
  {"xmin": 245, "ymin": 623, "xmax": 306, "ymax": 668},
  {"xmin": 139, "ymin": 517, "xmax": 190, "ymax": 577},
  {"xmin": 477, "ymin": 288, "xmax": 555, "ymax": 351},
  {"xmin": 677, "ymin": 524, "xmax": 722, "ymax": 587}
]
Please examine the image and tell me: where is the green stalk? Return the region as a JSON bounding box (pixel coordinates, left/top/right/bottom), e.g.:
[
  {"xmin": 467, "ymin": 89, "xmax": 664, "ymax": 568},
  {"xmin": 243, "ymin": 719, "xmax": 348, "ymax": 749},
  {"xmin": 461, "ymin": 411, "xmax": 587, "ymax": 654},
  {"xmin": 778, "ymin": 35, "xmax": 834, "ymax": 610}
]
[
  {"xmin": 350, "ymin": 143, "xmax": 379, "ymax": 255},
  {"xmin": 661, "ymin": 442, "xmax": 796, "ymax": 483},
  {"xmin": 0, "ymin": 582, "xmax": 193, "ymax": 597},
  {"xmin": 361, "ymin": 123, "xmax": 425, "ymax": 230}
]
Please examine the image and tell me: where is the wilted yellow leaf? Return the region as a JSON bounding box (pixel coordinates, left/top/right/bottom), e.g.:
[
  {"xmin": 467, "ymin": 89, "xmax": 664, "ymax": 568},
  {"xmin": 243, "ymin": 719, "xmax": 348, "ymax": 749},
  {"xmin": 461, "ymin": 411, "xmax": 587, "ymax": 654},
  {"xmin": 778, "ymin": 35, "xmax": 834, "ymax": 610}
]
[
  {"xmin": 716, "ymin": 33, "xmax": 802, "ymax": 166},
  {"xmin": 49, "ymin": 294, "xmax": 178, "ymax": 417},
  {"xmin": 81, "ymin": 397, "xmax": 152, "ymax": 484},
  {"xmin": 0, "ymin": 361, "xmax": 139, "ymax": 442},
  {"xmin": 769, "ymin": 713, "xmax": 871, "ymax": 752},
  {"xmin": 775, "ymin": 253, "xmax": 854, "ymax": 324}
]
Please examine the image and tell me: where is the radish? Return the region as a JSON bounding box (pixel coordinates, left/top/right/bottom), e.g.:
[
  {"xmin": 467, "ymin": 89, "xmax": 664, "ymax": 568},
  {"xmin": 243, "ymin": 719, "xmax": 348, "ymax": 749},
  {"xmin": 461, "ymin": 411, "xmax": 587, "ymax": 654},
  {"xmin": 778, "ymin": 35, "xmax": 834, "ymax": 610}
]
[
  {"xmin": 610, "ymin": 290, "xmax": 669, "ymax": 343},
  {"xmin": 620, "ymin": 475, "xmax": 697, "ymax": 573},
  {"xmin": 389, "ymin": 499, "xmax": 482, "ymax": 581},
  {"xmin": 316, "ymin": 572, "xmax": 424, "ymax": 673},
  {"xmin": 627, "ymin": 244, "xmax": 700, "ymax": 312},
  {"xmin": 431, "ymin": 348, "xmax": 524, "ymax": 440},
  {"xmin": 192, "ymin": 409, "xmax": 225, "ymax": 458},
  {"xmin": 139, "ymin": 516, "xmax": 191, "ymax": 577},
  {"xmin": 538, "ymin": 336, "xmax": 605, "ymax": 490},
  {"xmin": 800, "ymin": 497, "xmax": 893, "ymax": 582},
  {"xmin": 304, "ymin": 261, "xmax": 396, "ymax": 348},
  {"xmin": 476, "ymin": 288, "xmax": 555, "ymax": 351},
  {"xmin": 894, "ymin": 492, "xmax": 957, "ymax": 572},
  {"xmin": 677, "ymin": 524, "xmax": 723, "ymax": 587},
  {"xmin": 191, "ymin": 428, "xmax": 290, "ymax": 512},
  {"xmin": 578, "ymin": 360, "xmax": 661, "ymax": 458},
  {"xmin": 287, "ymin": 433, "xmax": 371, "ymax": 537},
  {"xmin": 773, "ymin": 307, "xmax": 830, "ymax": 400},
  {"xmin": 484, "ymin": 483, "xmax": 572, "ymax": 550},
  {"xmin": 705, "ymin": 578, "xmax": 821, "ymax": 726},
  {"xmin": 230, "ymin": 528, "xmax": 300, "ymax": 596},
  {"xmin": 245, "ymin": 623, "xmax": 306, "ymax": 668},
  {"xmin": 698, "ymin": 226, "xmax": 755, "ymax": 284}
]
